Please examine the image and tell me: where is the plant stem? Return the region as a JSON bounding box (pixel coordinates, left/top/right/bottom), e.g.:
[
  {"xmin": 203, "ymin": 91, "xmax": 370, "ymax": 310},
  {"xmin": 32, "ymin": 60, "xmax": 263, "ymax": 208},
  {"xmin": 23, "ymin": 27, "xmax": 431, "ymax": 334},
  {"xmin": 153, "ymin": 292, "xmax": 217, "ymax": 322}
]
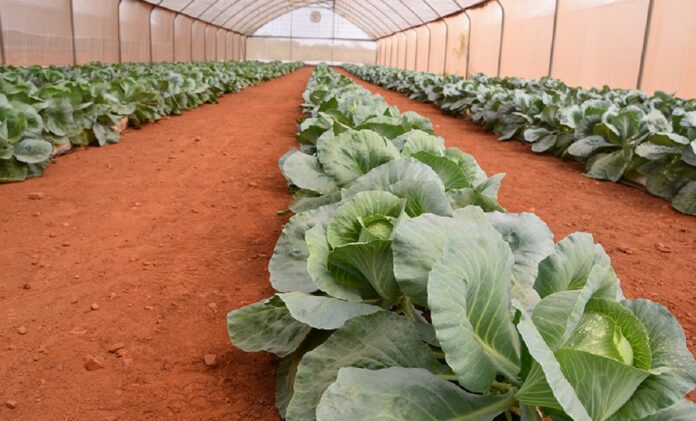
[
  {"xmin": 505, "ymin": 410, "xmax": 513, "ymax": 421},
  {"xmin": 399, "ymin": 297, "xmax": 418, "ymax": 322}
]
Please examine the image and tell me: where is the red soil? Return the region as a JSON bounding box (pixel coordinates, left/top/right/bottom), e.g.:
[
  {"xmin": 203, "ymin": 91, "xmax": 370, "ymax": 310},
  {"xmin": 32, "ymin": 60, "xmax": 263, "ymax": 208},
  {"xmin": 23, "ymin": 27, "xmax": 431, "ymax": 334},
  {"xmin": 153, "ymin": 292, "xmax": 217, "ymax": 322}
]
[
  {"xmin": 339, "ymin": 69, "xmax": 696, "ymax": 377},
  {"xmin": 0, "ymin": 68, "xmax": 317, "ymax": 420}
]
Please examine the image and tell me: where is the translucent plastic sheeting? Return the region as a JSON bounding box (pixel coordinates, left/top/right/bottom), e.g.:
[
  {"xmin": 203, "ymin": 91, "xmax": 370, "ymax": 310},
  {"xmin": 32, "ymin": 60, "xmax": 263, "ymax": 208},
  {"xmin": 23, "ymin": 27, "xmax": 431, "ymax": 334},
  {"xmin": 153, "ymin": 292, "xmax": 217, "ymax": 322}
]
[
  {"xmin": 73, "ymin": 0, "xmax": 120, "ymax": 64},
  {"xmin": 552, "ymin": 0, "xmax": 649, "ymax": 90},
  {"xmin": 391, "ymin": 35, "xmax": 398, "ymax": 67},
  {"xmin": 120, "ymin": 0, "xmax": 153, "ymax": 63},
  {"xmin": 232, "ymin": 33, "xmax": 241, "ymax": 61},
  {"xmin": 498, "ymin": 0, "xmax": 554, "ymax": 79},
  {"xmin": 415, "ymin": 25, "xmax": 429, "ymax": 72},
  {"xmin": 0, "ymin": 0, "xmax": 74, "ymax": 65},
  {"xmin": 247, "ymin": 37, "xmax": 291, "ymax": 61},
  {"xmin": 192, "ymin": 21, "xmax": 206, "ymax": 61},
  {"xmin": 217, "ymin": 29, "xmax": 226, "ymax": 60},
  {"xmin": 205, "ymin": 25, "xmax": 216, "ymax": 60},
  {"xmin": 143, "ymin": 0, "xmax": 486, "ymax": 38},
  {"xmin": 444, "ymin": 12, "xmax": 469, "ymax": 76},
  {"xmin": 396, "ymin": 32, "xmax": 407, "ymax": 69},
  {"xmin": 241, "ymin": 35, "xmax": 247, "ymax": 60},
  {"xmin": 641, "ymin": 0, "xmax": 696, "ymax": 98},
  {"xmin": 332, "ymin": 40, "xmax": 375, "ymax": 64},
  {"xmin": 226, "ymin": 32, "xmax": 235, "ymax": 60},
  {"xmin": 255, "ymin": 6, "xmax": 360, "ymax": 39},
  {"xmin": 405, "ymin": 29, "xmax": 417, "ymax": 70},
  {"xmin": 174, "ymin": 15, "xmax": 194, "ymax": 62},
  {"xmin": 151, "ymin": 8, "xmax": 176, "ymax": 63},
  {"xmin": 466, "ymin": 1, "xmax": 502, "ymax": 77},
  {"xmin": 427, "ymin": 21, "xmax": 446, "ymax": 75}
]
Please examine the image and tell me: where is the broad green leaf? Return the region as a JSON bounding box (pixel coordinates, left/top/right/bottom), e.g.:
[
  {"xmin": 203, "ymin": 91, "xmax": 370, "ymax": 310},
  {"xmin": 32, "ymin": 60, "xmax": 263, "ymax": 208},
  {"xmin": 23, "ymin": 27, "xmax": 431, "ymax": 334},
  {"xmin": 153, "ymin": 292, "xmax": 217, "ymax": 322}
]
[
  {"xmin": 397, "ymin": 130, "xmax": 445, "ymax": 157},
  {"xmin": 445, "ymin": 148, "xmax": 489, "ymax": 186},
  {"xmin": 276, "ymin": 354, "xmax": 300, "ymax": 418},
  {"xmin": 476, "ymin": 173, "xmax": 505, "ymax": 199},
  {"xmin": 305, "ymin": 225, "xmax": 362, "ymax": 301},
  {"xmin": 532, "ymin": 264, "xmax": 619, "ymax": 350},
  {"xmin": 672, "ymin": 181, "xmax": 696, "ymax": 216},
  {"xmin": 0, "ymin": 158, "xmax": 28, "ymax": 182},
  {"xmin": 617, "ymin": 299, "xmax": 696, "ymax": 419},
  {"xmin": 428, "ymin": 234, "xmax": 521, "ymax": 391},
  {"xmin": 0, "ymin": 139, "xmax": 13, "ymax": 159},
  {"xmin": 555, "ymin": 349, "xmax": 649, "ymax": 421},
  {"xmin": 585, "ymin": 150, "xmax": 631, "ymax": 182},
  {"xmin": 534, "ymin": 233, "xmax": 619, "ymax": 299},
  {"xmin": 289, "ymin": 189, "xmax": 341, "ymax": 213},
  {"xmin": 412, "ymin": 151, "xmax": 473, "ymax": 190},
  {"xmin": 635, "ymin": 142, "xmax": 683, "ymax": 160},
  {"xmin": 342, "ymin": 158, "xmax": 445, "ymax": 200},
  {"xmin": 392, "ymin": 213, "xmax": 492, "ymax": 306},
  {"xmin": 13, "ymin": 138, "xmax": 53, "ymax": 164},
  {"xmin": 486, "ymin": 211, "xmax": 554, "ymax": 286},
  {"xmin": 316, "ymin": 367, "xmax": 515, "ymax": 421},
  {"xmin": 516, "ymin": 313, "xmax": 592, "ymax": 421},
  {"xmin": 269, "ymin": 204, "xmax": 337, "ymax": 293},
  {"xmin": 317, "ymin": 129, "xmax": 399, "ymax": 186},
  {"xmin": 285, "ymin": 311, "xmax": 446, "ymax": 421},
  {"xmin": 447, "ymin": 187, "xmax": 506, "ymax": 212},
  {"xmin": 226, "ymin": 296, "xmax": 311, "ymax": 357},
  {"xmin": 328, "ymin": 240, "xmax": 398, "ymax": 301},
  {"xmin": 277, "ymin": 292, "xmax": 382, "ymax": 330},
  {"xmin": 385, "ymin": 179, "xmax": 453, "ymax": 217},
  {"xmin": 634, "ymin": 400, "xmax": 696, "ymax": 421},
  {"xmin": 282, "ymin": 151, "xmax": 338, "ymax": 195},
  {"xmin": 567, "ymin": 135, "xmax": 612, "ymax": 158}
]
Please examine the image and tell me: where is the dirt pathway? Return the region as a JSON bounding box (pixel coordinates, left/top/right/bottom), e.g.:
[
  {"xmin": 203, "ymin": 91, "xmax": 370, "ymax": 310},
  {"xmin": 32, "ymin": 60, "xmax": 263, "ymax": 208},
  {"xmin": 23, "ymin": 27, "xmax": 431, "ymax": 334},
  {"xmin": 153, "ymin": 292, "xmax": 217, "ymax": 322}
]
[
  {"xmin": 0, "ymin": 67, "xmax": 316, "ymax": 420},
  {"xmin": 340, "ymin": 69, "xmax": 696, "ymax": 363}
]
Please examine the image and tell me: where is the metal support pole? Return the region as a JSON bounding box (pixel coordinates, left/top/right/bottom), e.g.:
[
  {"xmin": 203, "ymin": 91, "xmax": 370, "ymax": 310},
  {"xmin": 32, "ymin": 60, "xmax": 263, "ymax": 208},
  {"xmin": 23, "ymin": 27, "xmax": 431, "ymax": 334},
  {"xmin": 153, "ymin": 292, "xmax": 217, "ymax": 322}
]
[
  {"xmin": 495, "ymin": 0, "xmax": 505, "ymax": 77},
  {"xmin": 148, "ymin": 6, "xmax": 154, "ymax": 63},
  {"xmin": 426, "ymin": 24, "xmax": 432, "ymax": 73},
  {"xmin": 637, "ymin": 0, "xmax": 655, "ymax": 89},
  {"xmin": 442, "ymin": 17, "xmax": 450, "ymax": 75},
  {"xmin": 117, "ymin": 0, "xmax": 123, "ymax": 63},
  {"xmin": 464, "ymin": 9, "xmax": 472, "ymax": 79},
  {"xmin": 548, "ymin": 0, "xmax": 560, "ymax": 77},
  {"xmin": 69, "ymin": 0, "xmax": 77, "ymax": 64},
  {"xmin": 0, "ymin": 7, "xmax": 6, "ymax": 64},
  {"xmin": 173, "ymin": 13, "xmax": 177, "ymax": 61}
]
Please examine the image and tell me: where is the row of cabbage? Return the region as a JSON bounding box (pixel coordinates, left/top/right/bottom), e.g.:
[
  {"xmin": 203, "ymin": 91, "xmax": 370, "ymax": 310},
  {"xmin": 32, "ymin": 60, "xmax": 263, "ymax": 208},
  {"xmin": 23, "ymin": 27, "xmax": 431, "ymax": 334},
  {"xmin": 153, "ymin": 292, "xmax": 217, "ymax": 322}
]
[
  {"xmin": 0, "ymin": 60, "xmax": 302, "ymax": 183},
  {"xmin": 226, "ymin": 64, "xmax": 696, "ymax": 421},
  {"xmin": 344, "ymin": 64, "xmax": 696, "ymax": 216}
]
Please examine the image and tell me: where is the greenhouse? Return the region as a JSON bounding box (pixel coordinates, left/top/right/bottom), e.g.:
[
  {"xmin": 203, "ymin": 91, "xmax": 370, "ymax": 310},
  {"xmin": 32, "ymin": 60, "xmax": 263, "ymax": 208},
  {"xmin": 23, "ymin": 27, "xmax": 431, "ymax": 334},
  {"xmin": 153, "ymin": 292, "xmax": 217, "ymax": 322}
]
[{"xmin": 1, "ymin": 0, "xmax": 695, "ymax": 420}]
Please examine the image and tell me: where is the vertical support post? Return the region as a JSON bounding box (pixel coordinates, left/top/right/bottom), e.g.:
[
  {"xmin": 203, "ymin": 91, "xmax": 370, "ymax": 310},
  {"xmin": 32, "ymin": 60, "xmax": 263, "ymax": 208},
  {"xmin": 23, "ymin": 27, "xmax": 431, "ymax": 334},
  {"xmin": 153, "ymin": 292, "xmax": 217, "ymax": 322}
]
[
  {"xmin": 148, "ymin": 6, "xmax": 154, "ymax": 63},
  {"xmin": 442, "ymin": 18, "xmax": 449, "ymax": 75},
  {"xmin": 173, "ymin": 13, "xmax": 177, "ymax": 62},
  {"xmin": 412, "ymin": 31, "xmax": 417, "ymax": 70},
  {"xmin": 69, "ymin": 0, "xmax": 77, "ymax": 65},
  {"xmin": 637, "ymin": 0, "xmax": 655, "ymax": 90},
  {"xmin": 0, "ymin": 7, "xmax": 7, "ymax": 64},
  {"xmin": 289, "ymin": 9, "xmax": 294, "ymax": 61},
  {"xmin": 464, "ymin": 10, "xmax": 472, "ymax": 79},
  {"xmin": 331, "ymin": 6, "xmax": 336, "ymax": 65},
  {"xmin": 548, "ymin": 0, "xmax": 560, "ymax": 77},
  {"xmin": 117, "ymin": 0, "xmax": 123, "ymax": 63},
  {"xmin": 495, "ymin": 0, "xmax": 505, "ymax": 77},
  {"xmin": 425, "ymin": 24, "xmax": 432, "ymax": 73}
]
